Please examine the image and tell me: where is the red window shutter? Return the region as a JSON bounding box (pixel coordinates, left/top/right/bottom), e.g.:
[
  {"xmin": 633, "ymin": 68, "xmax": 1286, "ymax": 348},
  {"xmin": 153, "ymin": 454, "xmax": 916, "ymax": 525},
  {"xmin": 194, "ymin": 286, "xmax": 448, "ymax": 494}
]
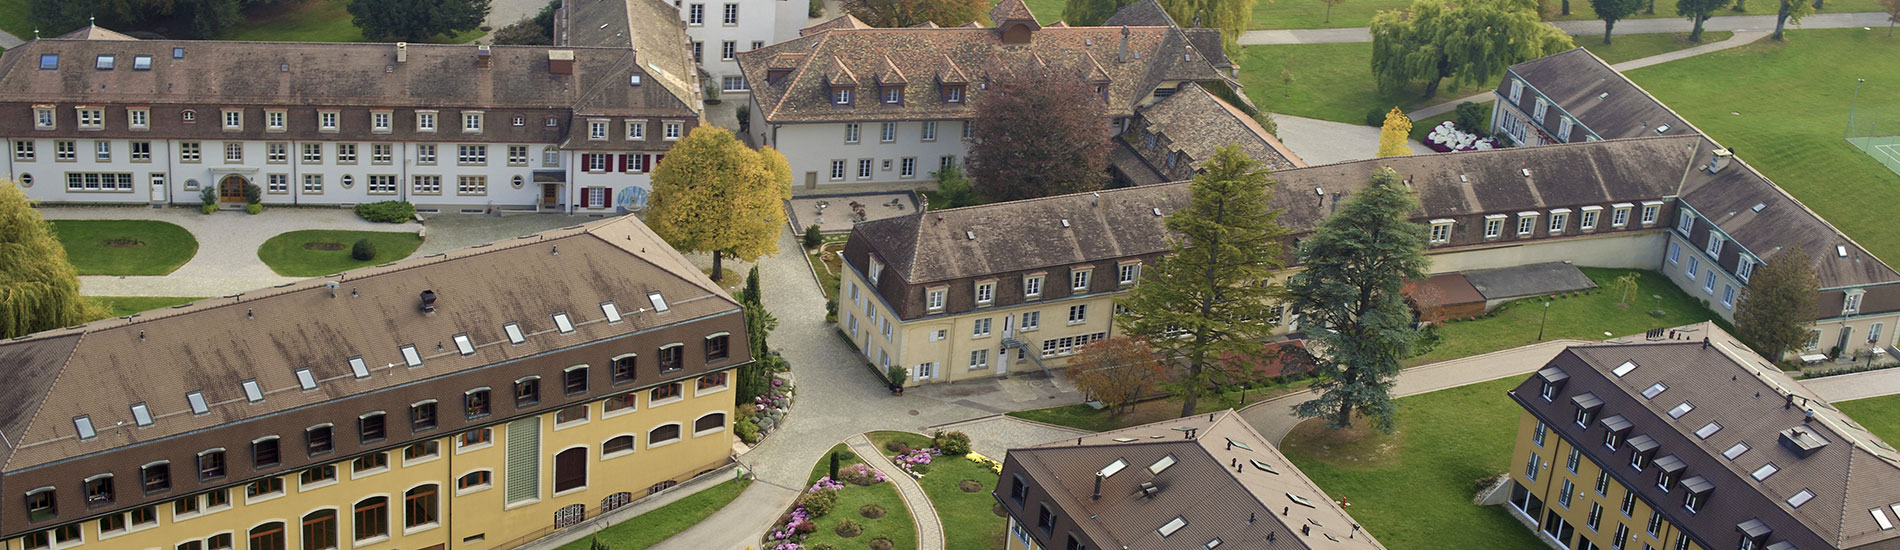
[
  {"xmin": 640, "ymin": 154, "xmax": 651, "ymax": 172},
  {"xmin": 602, "ymin": 188, "xmax": 613, "ymax": 208},
  {"xmin": 619, "ymin": 154, "xmax": 630, "ymax": 173},
  {"xmin": 579, "ymin": 188, "xmax": 590, "ymax": 208}
]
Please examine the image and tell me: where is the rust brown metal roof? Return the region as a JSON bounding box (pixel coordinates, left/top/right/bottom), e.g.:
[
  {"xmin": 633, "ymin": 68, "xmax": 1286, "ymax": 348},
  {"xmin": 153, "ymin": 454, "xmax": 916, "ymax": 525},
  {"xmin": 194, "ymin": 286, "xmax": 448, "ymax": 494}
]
[
  {"xmin": 1512, "ymin": 322, "xmax": 1900, "ymax": 549},
  {"xmin": 1008, "ymin": 410, "xmax": 1384, "ymax": 549},
  {"xmin": 0, "ymin": 215, "xmax": 740, "ymax": 472}
]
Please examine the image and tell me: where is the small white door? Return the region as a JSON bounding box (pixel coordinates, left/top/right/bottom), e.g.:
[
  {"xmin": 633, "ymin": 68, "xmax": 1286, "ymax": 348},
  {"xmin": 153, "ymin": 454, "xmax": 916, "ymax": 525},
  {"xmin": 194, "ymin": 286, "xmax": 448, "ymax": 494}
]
[{"xmin": 149, "ymin": 174, "xmax": 166, "ymax": 203}]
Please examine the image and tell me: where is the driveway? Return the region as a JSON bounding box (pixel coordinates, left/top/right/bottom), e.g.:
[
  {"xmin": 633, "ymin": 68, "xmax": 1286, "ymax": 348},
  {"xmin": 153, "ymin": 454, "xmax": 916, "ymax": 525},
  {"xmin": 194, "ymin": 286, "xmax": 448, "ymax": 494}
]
[{"xmin": 1275, "ymin": 114, "xmax": 1430, "ymax": 166}]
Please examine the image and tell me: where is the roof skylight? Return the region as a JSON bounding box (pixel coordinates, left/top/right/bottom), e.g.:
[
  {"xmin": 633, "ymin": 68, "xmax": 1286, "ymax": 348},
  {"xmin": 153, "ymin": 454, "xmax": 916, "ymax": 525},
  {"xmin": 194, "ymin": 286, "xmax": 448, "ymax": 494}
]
[
  {"xmin": 453, "ymin": 333, "xmax": 475, "ymax": 355},
  {"xmin": 1226, "ymin": 438, "xmax": 1252, "ymax": 451},
  {"xmin": 1752, "ymin": 463, "xmax": 1779, "ymax": 481},
  {"xmin": 1288, "ymin": 493, "xmax": 1315, "ymax": 508},
  {"xmin": 295, "ymin": 368, "xmax": 318, "ymax": 391},
  {"xmin": 74, "ymin": 416, "xmax": 95, "ymax": 440},
  {"xmin": 504, "ymin": 322, "xmax": 526, "ymax": 344},
  {"xmin": 241, "ymin": 380, "xmax": 264, "ymax": 402},
  {"xmin": 349, "ymin": 356, "xmax": 370, "ymax": 379},
  {"xmin": 1724, "ymin": 442, "xmax": 1751, "ymax": 460},
  {"xmin": 1158, "ymin": 516, "xmax": 1188, "ymax": 537},
  {"xmin": 1251, "ymin": 459, "xmax": 1279, "ymax": 474},
  {"xmin": 553, "ymin": 312, "xmax": 575, "ymax": 333},
  {"xmin": 130, "ymin": 403, "xmax": 152, "ymax": 427},
  {"xmin": 648, "ymin": 292, "xmax": 669, "ymax": 312},
  {"xmin": 1642, "ymin": 382, "xmax": 1668, "ymax": 399},
  {"xmin": 1099, "ymin": 458, "xmax": 1128, "ymax": 478},
  {"xmin": 602, "ymin": 302, "xmax": 623, "ymax": 323},
  {"xmin": 1149, "ymin": 454, "xmax": 1177, "ymax": 475},
  {"xmin": 1788, "ymin": 489, "xmax": 1814, "ymax": 508},
  {"xmin": 1668, "ymin": 401, "xmax": 1694, "ymax": 419},
  {"xmin": 400, "ymin": 344, "xmax": 423, "ymax": 367},
  {"xmin": 1612, "ymin": 361, "xmax": 1639, "ymax": 377},
  {"xmin": 187, "ymin": 392, "xmax": 209, "ymax": 414},
  {"xmin": 1695, "ymin": 422, "xmax": 1722, "ymax": 439}
]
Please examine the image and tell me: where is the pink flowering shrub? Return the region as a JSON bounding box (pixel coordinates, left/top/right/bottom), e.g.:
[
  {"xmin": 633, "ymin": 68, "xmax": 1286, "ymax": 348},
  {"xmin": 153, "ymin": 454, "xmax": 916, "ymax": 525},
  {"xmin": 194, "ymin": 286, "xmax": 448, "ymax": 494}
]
[
  {"xmin": 892, "ymin": 447, "xmax": 939, "ymax": 475},
  {"xmin": 838, "ymin": 464, "xmax": 888, "ymax": 486}
]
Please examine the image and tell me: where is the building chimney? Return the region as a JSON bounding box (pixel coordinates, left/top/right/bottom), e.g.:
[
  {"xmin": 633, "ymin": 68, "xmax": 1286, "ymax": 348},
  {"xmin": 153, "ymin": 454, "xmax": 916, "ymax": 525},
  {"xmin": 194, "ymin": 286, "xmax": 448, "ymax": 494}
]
[
  {"xmin": 396, "ymin": 42, "xmax": 408, "ymax": 63},
  {"xmin": 476, "ymin": 45, "xmax": 492, "ymax": 68},
  {"xmin": 1707, "ymin": 148, "xmax": 1733, "ymax": 173},
  {"xmin": 420, "ymin": 290, "xmax": 438, "ymax": 313},
  {"xmin": 1092, "ymin": 474, "xmax": 1103, "ymax": 500},
  {"xmin": 548, "ymin": 50, "xmax": 575, "ymax": 75},
  {"xmin": 1118, "ymin": 26, "xmax": 1130, "ymax": 63}
]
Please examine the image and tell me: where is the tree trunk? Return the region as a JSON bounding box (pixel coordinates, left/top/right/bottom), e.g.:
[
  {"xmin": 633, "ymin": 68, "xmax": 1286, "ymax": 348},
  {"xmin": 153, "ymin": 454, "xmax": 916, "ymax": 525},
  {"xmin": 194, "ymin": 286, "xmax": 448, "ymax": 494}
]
[
  {"xmin": 1561, "ymin": 0, "xmax": 1571, "ymax": 14},
  {"xmin": 1690, "ymin": 15, "xmax": 1707, "ymax": 41},
  {"xmin": 1603, "ymin": 19, "xmax": 1615, "ymax": 44},
  {"xmin": 712, "ymin": 250, "xmax": 725, "ymax": 281},
  {"xmin": 1774, "ymin": 5, "xmax": 1790, "ymax": 39},
  {"xmin": 1179, "ymin": 365, "xmax": 1200, "ymax": 417},
  {"xmin": 1645, "ymin": 0, "xmax": 1655, "ymax": 14},
  {"xmin": 1325, "ymin": 1, "xmax": 1334, "ymax": 23},
  {"xmin": 1889, "ymin": 19, "xmax": 1895, "ymax": 37}
]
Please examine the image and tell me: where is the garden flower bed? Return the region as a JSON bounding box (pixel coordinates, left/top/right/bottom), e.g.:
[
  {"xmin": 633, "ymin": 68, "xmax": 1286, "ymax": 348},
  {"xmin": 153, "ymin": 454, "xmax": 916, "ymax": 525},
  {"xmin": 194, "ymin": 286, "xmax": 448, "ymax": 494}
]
[
  {"xmin": 766, "ymin": 444, "xmax": 915, "ymax": 550},
  {"xmin": 868, "ymin": 431, "xmax": 1008, "ymax": 549}
]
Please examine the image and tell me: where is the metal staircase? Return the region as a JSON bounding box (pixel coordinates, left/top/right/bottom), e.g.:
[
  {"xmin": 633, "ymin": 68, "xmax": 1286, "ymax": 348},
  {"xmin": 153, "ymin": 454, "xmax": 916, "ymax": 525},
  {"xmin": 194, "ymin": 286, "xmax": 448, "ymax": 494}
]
[{"xmin": 1000, "ymin": 338, "xmax": 1054, "ymax": 378}]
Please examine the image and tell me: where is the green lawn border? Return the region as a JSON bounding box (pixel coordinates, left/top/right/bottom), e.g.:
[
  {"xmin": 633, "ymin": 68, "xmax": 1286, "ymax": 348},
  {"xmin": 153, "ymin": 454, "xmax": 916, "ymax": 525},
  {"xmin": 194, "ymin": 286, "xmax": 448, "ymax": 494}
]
[
  {"xmin": 255, "ymin": 229, "xmax": 424, "ymax": 277},
  {"xmin": 50, "ymin": 219, "xmax": 200, "ymax": 276},
  {"xmin": 553, "ymin": 477, "xmax": 754, "ymax": 550}
]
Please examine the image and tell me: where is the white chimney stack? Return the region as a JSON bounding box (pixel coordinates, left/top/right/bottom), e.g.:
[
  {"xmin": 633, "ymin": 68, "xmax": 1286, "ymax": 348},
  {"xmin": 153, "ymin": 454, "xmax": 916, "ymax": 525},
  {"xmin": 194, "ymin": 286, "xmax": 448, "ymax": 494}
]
[{"xmin": 396, "ymin": 42, "xmax": 408, "ymax": 63}]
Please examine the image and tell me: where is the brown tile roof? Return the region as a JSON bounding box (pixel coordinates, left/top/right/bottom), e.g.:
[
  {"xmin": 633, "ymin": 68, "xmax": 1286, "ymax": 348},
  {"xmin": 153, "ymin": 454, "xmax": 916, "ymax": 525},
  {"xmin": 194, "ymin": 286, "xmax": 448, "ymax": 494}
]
[
  {"xmin": 989, "ymin": 0, "xmax": 1040, "ymax": 25},
  {"xmin": 0, "ymin": 216, "xmax": 741, "ymax": 472},
  {"xmin": 860, "ymin": 135, "xmax": 1701, "ymax": 285},
  {"xmin": 55, "ymin": 25, "xmax": 138, "ymax": 41},
  {"xmin": 1102, "ymin": 0, "xmax": 1176, "ymax": 26},
  {"xmin": 1514, "ymin": 323, "xmax": 1900, "ymax": 549},
  {"xmin": 737, "ymin": 10, "xmax": 1230, "ymax": 124},
  {"xmin": 800, "ymin": 14, "xmax": 872, "ymax": 37},
  {"xmin": 1116, "ymin": 82, "xmax": 1302, "ymax": 181},
  {"xmin": 0, "ymin": 0, "xmax": 696, "ymax": 117},
  {"xmin": 1008, "ymin": 410, "xmax": 1384, "ymax": 549}
]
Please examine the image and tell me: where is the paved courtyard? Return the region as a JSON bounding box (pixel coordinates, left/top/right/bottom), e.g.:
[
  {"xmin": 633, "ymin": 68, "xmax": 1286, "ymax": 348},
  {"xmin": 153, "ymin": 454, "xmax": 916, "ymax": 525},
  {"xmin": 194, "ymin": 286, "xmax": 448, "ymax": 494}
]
[{"xmin": 787, "ymin": 192, "xmax": 920, "ymax": 234}]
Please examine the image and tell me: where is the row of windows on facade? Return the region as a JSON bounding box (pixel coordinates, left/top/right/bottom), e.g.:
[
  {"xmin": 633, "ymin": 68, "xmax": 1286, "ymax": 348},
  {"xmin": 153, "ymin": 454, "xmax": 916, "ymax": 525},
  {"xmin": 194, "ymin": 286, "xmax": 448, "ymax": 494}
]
[
  {"xmin": 1504, "ymin": 79, "xmax": 1593, "ymax": 143},
  {"xmin": 690, "ymin": 40, "xmax": 765, "ymax": 66},
  {"xmin": 828, "ymin": 155, "xmax": 959, "ymax": 181},
  {"xmin": 1428, "ymin": 201, "xmax": 1664, "ymax": 246},
  {"xmin": 20, "ymin": 402, "xmax": 730, "ymax": 550},
  {"xmin": 40, "ymin": 171, "xmax": 508, "ymax": 197},
  {"xmin": 868, "ymin": 259, "xmax": 1140, "ymax": 312},
  {"xmin": 1513, "ymin": 483, "xmax": 1698, "ymax": 550},
  {"xmin": 839, "ymin": 121, "xmax": 968, "ymax": 145},
  {"xmin": 1524, "ymin": 369, "xmax": 1803, "ymax": 550},
  {"xmin": 25, "ymin": 369, "xmax": 731, "ymax": 539},
  {"xmin": 828, "ymin": 83, "xmax": 966, "ymax": 107},
  {"xmin": 682, "ymin": 2, "xmax": 742, "ymax": 25},
  {"xmin": 1664, "ymin": 209, "xmax": 1771, "ymax": 314},
  {"xmin": 29, "ymin": 106, "xmax": 667, "ymax": 136},
  {"xmin": 13, "ymin": 139, "xmax": 589, "ymax": 168},
  {"xmin": 21, "ymin": 481, "xmax": 439, "ymax": 550}
]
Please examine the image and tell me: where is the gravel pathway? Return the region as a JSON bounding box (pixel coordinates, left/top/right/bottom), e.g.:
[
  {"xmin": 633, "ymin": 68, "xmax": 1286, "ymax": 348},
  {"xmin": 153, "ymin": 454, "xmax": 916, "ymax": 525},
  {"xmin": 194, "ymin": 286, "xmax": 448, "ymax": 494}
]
[{"xmin": 847, "ymin": 434, "xmax": 947, "ymax": 550}]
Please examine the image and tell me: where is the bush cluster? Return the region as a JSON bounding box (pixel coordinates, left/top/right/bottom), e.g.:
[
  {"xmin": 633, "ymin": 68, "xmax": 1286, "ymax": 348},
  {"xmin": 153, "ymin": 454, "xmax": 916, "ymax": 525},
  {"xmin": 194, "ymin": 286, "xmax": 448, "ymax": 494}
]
[
  {"xmin": 735, "ymin": 419, "xmax": 761, "ymax": 443},
  {"xmin": 354, "ymin": 201, "xmax": 415, "ymax": 223},
  {"xmin": 799, "ymin": 487, "xmax": 839, "ymax": 517},
  {"xmin": 932, "ymin": 431, "xmax": 972, "ymax": 455},
  {"xmin": 350, "ymin": 238, "xmax": 378, "ymax": 261}
]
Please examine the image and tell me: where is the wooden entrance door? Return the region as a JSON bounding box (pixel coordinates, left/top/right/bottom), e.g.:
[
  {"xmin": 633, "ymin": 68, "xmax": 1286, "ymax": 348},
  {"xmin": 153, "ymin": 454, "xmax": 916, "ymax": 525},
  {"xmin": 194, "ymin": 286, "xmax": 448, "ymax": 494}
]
[
  {"xmin": 541, "ymin": 184, "xmax": 559, "ymax": 206},
  {"xmin": 218, "ymin": 175, "xmax": 247, "ymax": 203}
]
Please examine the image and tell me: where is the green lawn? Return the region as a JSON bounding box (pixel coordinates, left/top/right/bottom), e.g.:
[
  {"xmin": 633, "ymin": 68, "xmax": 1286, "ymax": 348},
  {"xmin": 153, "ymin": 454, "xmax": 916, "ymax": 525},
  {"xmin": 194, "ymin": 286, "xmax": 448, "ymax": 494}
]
[
  {"xmin": 222, "ymin": 0, "xmax": 485, "ymax": 43},
  {"xmin": 50, "ymin": 220, "xmax": 199, "ymax": 276},
  {"xmin": 1833, "ymin": 395, "xmax": 1900, "ymax": 443},
  {"xmin": 1544, "ymin": 0, "xmax": 1884, "ymax": 22},
  {"xmin": 255, "ymin": 230, "xmax": 423, "ymax": 277},
  {"xmin": 87, "ymin": 296, "xmax": 205, "ymax": 319},
  {"xmin": 1009, "ymin": 379, "xmax": 1316, "ymax": 432},
  {"xmin": 555, "ymin": 478, "xmax": 753, "ymax": 550},
  {"xmin": 1577, "ymin": 31, "xmax": 1733, "ymax": 64},
  {"xmin": 1239, "ymin": 42, "xmax": 1492, "ymax": 124},
  {"xmin": 1412, "ymin": 268, "xmax": 1720, "ymax": 365},
  {"xmin": 1281, "ymin": 377, "xmax": 1546, "ymax": 550},
  {"xmin": 795, "ymin": 444, "xmax": 918, "ymax": 550},
  {"xmin": 1252, "ymin": 0, "xmax": 1414, "ymax": 30},
  {"xmin": 0, "ymin": 0, "xmax": 30, "ymax": 41},
  {"xmin": 867, "ymin": 432, "xmax": 1008, "ymax": 550},
  {"xmin": 1628, "ymin": 29, "xmax": 1900, "ymax": 266}
]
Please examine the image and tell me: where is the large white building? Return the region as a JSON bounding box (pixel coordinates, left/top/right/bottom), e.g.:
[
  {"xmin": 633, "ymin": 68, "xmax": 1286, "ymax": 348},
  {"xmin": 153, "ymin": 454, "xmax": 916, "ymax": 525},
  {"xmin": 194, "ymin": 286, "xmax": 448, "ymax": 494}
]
[
  {"xmin": 735, "ymin": 0, "xmax": 1241, "ymax": 192},
  {"xmin": 676, "ymin": 0, "xmax": 810, "ymax": 97},
  {"xmin": 2, "ymin": 0, "xmax": 703, "ymax": 213}
]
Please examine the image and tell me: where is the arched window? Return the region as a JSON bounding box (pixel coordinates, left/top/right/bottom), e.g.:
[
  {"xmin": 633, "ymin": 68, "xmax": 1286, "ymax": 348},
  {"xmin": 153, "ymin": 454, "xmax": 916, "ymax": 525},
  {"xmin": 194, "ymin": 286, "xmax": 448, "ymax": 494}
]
[
  {"xmin": 182, "ymin": 109, "xmax": 196, "ymax": 122},
  {"xmin": 353, "ymin": 496, "xmax": 388, "ymax": 541},
  {"xmin": 457, "ymin": 470, "xmax": 492, "ymax": 491},
  {"xmin": 650, "ymin": 424, "xmax": 681, "ymax": 446},
  {"xmin": 603, "ymin": 435, "xmax": 635, "ymax": 456},
  {"xmin": 300, "ymin": 510, "xmax": 337, "ymax": 550},
  {"xmin": 404, "ymin": 485, "xmax": 438, "ymax": 529},
  {"xmin": 694, "ymin": 412, "xmax": 726, "ymax": 435},
  {"xmin": 248, "ymin": 521, "xmax": 285, "ymax": 550},
  {"xmin": 554, "ymin": 448, "xmax": 588, "ymax": 493}
]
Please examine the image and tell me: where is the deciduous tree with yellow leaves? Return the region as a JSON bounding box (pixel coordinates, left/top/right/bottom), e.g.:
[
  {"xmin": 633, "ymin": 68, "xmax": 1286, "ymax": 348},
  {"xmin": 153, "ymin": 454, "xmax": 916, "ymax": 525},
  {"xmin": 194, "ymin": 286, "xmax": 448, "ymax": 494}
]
[
  {"xmin": 647, "ymin": 127, "xmax": 792, "ymax": 282},
  {"xmin": 1377, "ymin": 107, "xmax": 1413, "ymax": 158}
]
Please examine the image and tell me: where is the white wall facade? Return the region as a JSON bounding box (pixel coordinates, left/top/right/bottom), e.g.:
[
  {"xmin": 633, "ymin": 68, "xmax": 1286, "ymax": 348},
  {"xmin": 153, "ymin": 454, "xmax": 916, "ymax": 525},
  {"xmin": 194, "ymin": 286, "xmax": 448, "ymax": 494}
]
[
  {"xmin": 4, "ymin": 137, "xmax": 674, "ymax": 214},
  {"xmin": 680, "ymin": 0, "xmax": 809, "ymax": 95},
  {"xmin": 761, "ymin": 119, "xmax": 971, "ymax": 190}
]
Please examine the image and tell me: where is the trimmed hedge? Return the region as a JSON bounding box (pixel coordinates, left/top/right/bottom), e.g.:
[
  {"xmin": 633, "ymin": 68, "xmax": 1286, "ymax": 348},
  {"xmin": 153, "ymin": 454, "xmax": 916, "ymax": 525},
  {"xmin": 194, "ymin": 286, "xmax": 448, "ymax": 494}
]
[{"xmin": 355, "ymin": 201, "xmax": 415, "ymax": 223}]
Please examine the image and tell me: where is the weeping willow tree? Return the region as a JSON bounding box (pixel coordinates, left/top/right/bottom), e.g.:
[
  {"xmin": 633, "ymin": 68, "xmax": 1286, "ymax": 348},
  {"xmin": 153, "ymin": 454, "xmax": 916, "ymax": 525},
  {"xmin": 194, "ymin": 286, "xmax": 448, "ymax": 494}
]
[
  {"xmin": 1369, "ymin": 0, "xmax": 1573, "ymax": 98},
  {"xmin": 0, "ymin": 182, "xmax": 101, "ymax": 339}
]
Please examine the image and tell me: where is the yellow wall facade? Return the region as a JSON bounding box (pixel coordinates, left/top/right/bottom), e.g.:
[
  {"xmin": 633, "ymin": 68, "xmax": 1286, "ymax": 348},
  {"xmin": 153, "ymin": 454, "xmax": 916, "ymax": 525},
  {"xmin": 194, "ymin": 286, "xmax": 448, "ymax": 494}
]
[
  {"xmin": 13, "ymin": 372, "xmax": 737, "ymax": 550},
  {"xmin": 1507, "ymin": 411, "xmax": 1703, "ymax": 550}
]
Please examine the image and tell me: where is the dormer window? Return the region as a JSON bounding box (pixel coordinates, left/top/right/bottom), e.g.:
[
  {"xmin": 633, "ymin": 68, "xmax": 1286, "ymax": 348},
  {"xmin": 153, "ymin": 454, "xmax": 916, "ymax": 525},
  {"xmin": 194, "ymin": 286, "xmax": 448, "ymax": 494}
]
[
  {"xmin": 1846, "ymin": 289, "xmax": 1865, "ymax": 315},
  {"xmin": 884, "ymin": 87, "xmax": 903, "ymax": 104},
  {"xmin": 834, "ymin": 88, "xmax": 853, "ymax": 105},
  {"xmin": 945, "ymin": 86, "xmax": 964, "ymax": 103}
]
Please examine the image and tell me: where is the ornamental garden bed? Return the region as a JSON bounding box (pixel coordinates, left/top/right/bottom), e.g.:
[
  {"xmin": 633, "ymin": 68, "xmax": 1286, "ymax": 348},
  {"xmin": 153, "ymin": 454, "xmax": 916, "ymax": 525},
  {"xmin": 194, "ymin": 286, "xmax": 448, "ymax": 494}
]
[{"xmin": 766, "ymin": 443, "xmax": 915, "ymax": 550}]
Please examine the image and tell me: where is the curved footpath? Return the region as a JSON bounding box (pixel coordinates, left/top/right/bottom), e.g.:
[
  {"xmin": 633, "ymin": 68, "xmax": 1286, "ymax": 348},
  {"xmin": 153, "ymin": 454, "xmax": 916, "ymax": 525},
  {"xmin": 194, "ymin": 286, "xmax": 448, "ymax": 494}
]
[{"xmin": 846, "ymin": 434, "xmax": 947, "ymax": 550}]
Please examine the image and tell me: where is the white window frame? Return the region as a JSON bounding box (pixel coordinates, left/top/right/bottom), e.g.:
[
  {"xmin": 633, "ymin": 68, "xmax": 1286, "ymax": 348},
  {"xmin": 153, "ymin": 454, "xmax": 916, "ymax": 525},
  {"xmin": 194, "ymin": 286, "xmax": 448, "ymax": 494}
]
[
  {"xmin": 1429, "ymin": 219, "xmax": 1454, "ymax": 244},
  {"xmin": 1580, "ymin": 206, "xmax": 1602, "ymax": 231},
  {"xmin": 1516, "ymin": 212, "xmax": 1539, "ymax": 236}
]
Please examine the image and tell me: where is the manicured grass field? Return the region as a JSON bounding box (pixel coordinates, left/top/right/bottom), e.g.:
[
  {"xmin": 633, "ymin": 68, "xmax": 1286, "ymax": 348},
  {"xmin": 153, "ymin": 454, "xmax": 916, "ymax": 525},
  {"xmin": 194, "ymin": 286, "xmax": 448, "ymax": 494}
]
[
  {"xmin": 1252, "ymin": 0, "xmax": 1414, "ymax": 30},
  {"xmin": 867, "ymin": 431, "xmax": 1008, "ymax": 550},
  {"xmin": 0, "ymin": 0, "xmax": 31, "ymax": 41},
  {"xmin": 1627, "ymin": 29, "xmax": 1900, "ymax": 266},
  {"xmin": 50, "ymin": 220, "xmax": 199, "ymax": 276},
  {"xmin": 255, "ymin": 230, "xmax": 423, "ymax": 277},
  {"xmin": 1544, "ymin": 0, "xmax": 1883, "ymax": 22},
  {"xmin": 554, "ymin": 478, "xmax": 754, "ymax": 550},
  {"xmin": 1833, "ymin": 395, "xmax": 1900, "ymax": 443},
  {"xmin": 1280, "ymin": 377, "xmax": 1547, "ymax": 550},
  {"xmin": 223, "ymin": 0, "xmax": 486, "ymax": 43},
  {"xmin": 1412, "ymin": 268, "xmax": 1720, "ymax": 365},
  {"xmin": 1009, "ymin": 379, "xmax": 1316, "ymax": 432},
  {"xmin": 88, "ymin": 296, "xmax": 205, "ymax": 319},
  {"xmin": 1577, "ymin": 31, "xmax": 1732, "ymax": 64},
  {"xmin": 795, "ymin": 444, "xmax": 918, "ymax": 550},
  {"xmin": 1238, "ymin": 42, "xmax": 1492, "ymax": 124}
]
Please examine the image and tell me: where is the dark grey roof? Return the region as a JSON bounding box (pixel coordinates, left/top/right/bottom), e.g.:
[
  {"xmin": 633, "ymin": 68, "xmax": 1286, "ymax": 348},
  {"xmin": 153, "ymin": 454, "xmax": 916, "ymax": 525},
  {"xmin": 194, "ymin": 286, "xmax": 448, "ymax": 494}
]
[
  {"xmin": 1654, "ymin": 453, "xmax": 1685, "ymax": 470},
  {"xmin": 1538, "ymin": 366, "xmax": 1570, "ymax": 383},
  {"xmin": 1503, "ymin": 48, "xmax": 1689, "ymax": 141},
  {"xmin": 1511, "ymin": 322, "xmax": 1900, "ymax": 550},
  {"xmin": 860, "ymin": 135, "xmax": 1699, "ymax": 285},
  {"xmin": 1462, "ymin": 261, "xmax": 1599, "ymax": 301},
  {"xmin": 1572, "ymin": 392, "xmax": 1603, "ymax": 409},
  {"xmin": 1601, "ymin": 414, "xmax": 1632, "ymax": 432},
  {"xmin": 1677, "ymin": 138, "xmax": 1900, "ymax": 289}
]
